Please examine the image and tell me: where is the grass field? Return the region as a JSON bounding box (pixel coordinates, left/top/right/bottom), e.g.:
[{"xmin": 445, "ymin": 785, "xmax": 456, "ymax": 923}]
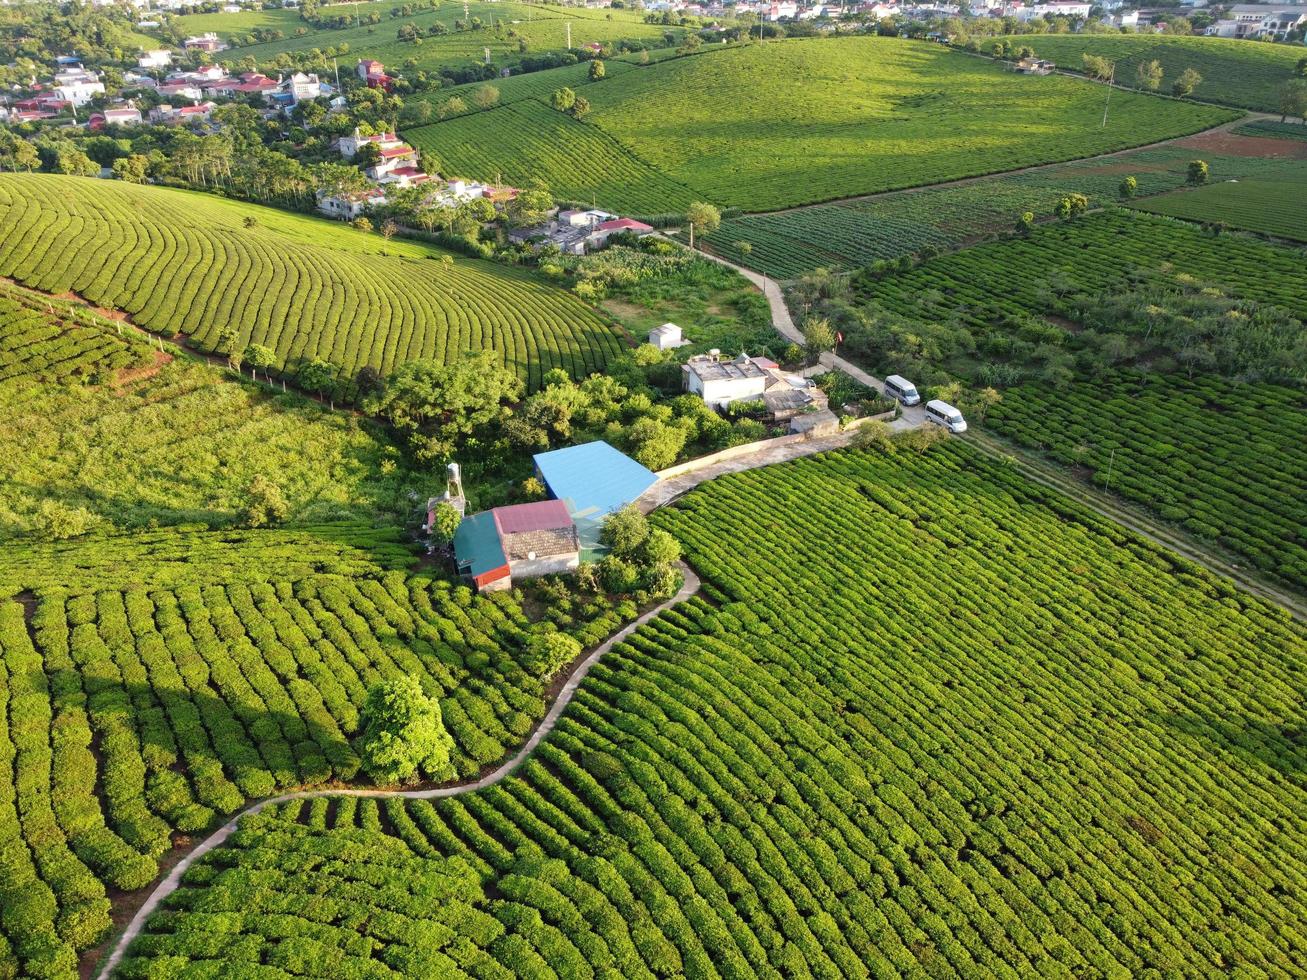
[
  {"xmin": 0, "ymin": 174, "xmax": 626, "ymax": 389},
  {"xmin": 1133, "ymin": 171, "xmax": 1307, "ymax": 241},
  {"xmin": 995, "ymin": 34, "xmax": 1306, "ymax": 113},
  {"xmin": 174, "ymin": 2, "xmax": 671, "ymax": 76},
  {"xmin": 0, "ymin": 519, "xmax": 637, "ymax": 977},
  {"xmin": 0, "ymin": 282, "xmax": 424, "ymax": 540},
  {"xmin": 700, "ymin": 145, "xmax": 1300, "ymax": 278},
  {"xmin": 574, "ymin": 37, "xmax": 1233, "ymax": 210},
  {"xmin": 112, "ymin": 443, "xmax": 1307, "ymax": 977},
  {"xmin": 406, "ymin": 99, "xmax": 702, "ymax": 214}
]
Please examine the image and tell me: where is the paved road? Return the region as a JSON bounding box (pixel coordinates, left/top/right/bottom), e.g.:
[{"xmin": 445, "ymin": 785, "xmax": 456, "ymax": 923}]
[{"xmin": 96, "ymin": 566, "xmax": 701, "ymax": 978}]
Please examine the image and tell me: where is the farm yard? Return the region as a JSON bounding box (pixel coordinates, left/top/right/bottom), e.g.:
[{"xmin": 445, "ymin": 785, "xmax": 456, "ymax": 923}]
[
  {"xmin": 0, "ymin": 175, "xmax": 626, "ymax": 390},
  {"xmin": 699, "ymin": 145, "xmax": 1303, "ymax": 278},
  {"xmin": 109, "ymin": 445, "xmax": 1307, "ymax": 978},
  {"xmin": 991, "ymin": 34, "xmax": 1307, "ymax": 113},
  {"xmin": 405, "ymin": 100, "xmax": 702, "ymax": 216}
]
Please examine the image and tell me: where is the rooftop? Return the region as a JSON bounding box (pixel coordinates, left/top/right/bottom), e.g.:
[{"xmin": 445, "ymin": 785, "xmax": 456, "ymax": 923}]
[
  {"xmin": 533, "ymin": 441, "xmax": 658, "ymax": 522},
  {"xmin": 685, "ymin": 353, "xmax": 768, "ymax": 383}
]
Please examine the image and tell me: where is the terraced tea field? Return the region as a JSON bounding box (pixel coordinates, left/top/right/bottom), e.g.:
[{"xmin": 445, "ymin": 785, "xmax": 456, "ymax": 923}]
[
  {"xmin": 994, "ymin": 34, "xmax": 1306, "ymax": 113},
  {"xmin": 112, "ymin": 445, "xmax": 1307, "ymax": 977},
  {"xmin": 1133, "ymin": 171, "xmax": 1307, "ymax": 242},
  {"xmin": 701, "ymin": 145, "xmax": 1295, "ymax": 277},
  {"xmin": 406, "ymin": 99, "xmax": 701, "ymax": 215},
  {"xmin": 0, "ymin": 175, "xmax": 625, "ymax": 389},
  {"xmin": 415, "ymin": 58, "xmax": 637, "ymax": 117},
  {"xmin": 0, "ymin": 522, "xmax": 633, "ymax": 976},
  {"xmin": 0, "ymin": 281, "xmax": 151, "ymax": 385},
  {"xmin": 579, "ymin": 37, "xmax": 1233, "ymax": 210}
]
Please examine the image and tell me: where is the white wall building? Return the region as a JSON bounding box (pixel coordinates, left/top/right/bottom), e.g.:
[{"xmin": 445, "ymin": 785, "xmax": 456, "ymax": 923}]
[
  {"xmin": 649, "ymin": 323, "xmax": 688, "ymax": 350},
  {"xmin": 137, "ymin": 49, "xmax": 172, "ymax": 69},
  {"xmin": 53, "ymin": 69, "xmax": 104, "ymax": 107},
  {"xmin": 1015, "ymin": 2, "xmax": 1092, "ymax": 20}
]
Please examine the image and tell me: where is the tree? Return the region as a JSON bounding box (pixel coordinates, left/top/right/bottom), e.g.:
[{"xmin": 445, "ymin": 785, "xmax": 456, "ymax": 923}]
[
  {"xmin": 297, "ymin": 359, "xmax": 338, "ymax": 403},
  {"xmin": 525, "ymin": 629, "xmax": 582, "ymax": 678},
  {"xmin": 684, "ymin": 201, "xmax": 720, "ymax": 249},
  {"xmin": 1135, "ymin": 59, "xmax": 1163, "ymax": 92},
  {"xmin": 57, "ymin": 149, "xmax": 100, "ymax": 178},
  {"xmin": 961, "ymin": 386, "xmax": 1002, "ymax": 423},
  {"xmin": 242, "ymin": 215, "xmax": 258, "ymax": 229},
  {"xmin": 242, "ymin": 343, "xmax": 275, "ymax": 381},
  {"xmin": 353, "ymin": 141, "xmax": 383, "ymax": 169},
  {"xmin": 1081, "ymin": 53, "xmax": 1113, "ymax": 82},
  {"xmin": 1172, "ymin": 67, "xmax": 1202, "ymax": 98},
  {"xmin": 471, "ymin": 83, "xmax": 500, "ymax": 110},
  {"xmin": 601, "ymin": 505, "xmax": 650, "ymax": 557},
  {"xmin": 1277, "ymin": 79, "xmax": 1307, "ymax": 122},
  {"xmin": 569, "ymin": 95, "xmax": 591, "ymax": 119},
  {"xmin": 803, "ymin": 316, "xmax": 836, "ymax": 361},
  {"xmin": 1187, "ymin": 159, "xmax": 1209, "ymax": 185},
  {"xmin": 589, "ymin": 59, "xmax": 605, "ymax": 80},
  {"xmin": 352, "ymin": 216, "xmax": 374, "ymax": 233},
  {"xmin": 240, "ymin": 475, "xmax": 289, "ymax": 527},
  {"xmin": 1015, "ymin": 211, "xmax": 1035, "ymax": 234},
  {"xmin": 551, "ymin": 86, "xmax": 577, "ymax": 112},
  {"xmin": 642, "ymin": 528, "xmax": 680, "ymax": 567},
  {"xmin": 1055, "ymin": 193, "xmax": 1088, "ymax": 218},
  {"xmin": 506, "ymin": 180, "xmax": 553, "ymax": 228},
  {"xmin": 1297, "ymin": 57, "xmax": 1307, "ymax": 78},
  {"xmin": 1118, "ymin": 175, "xmax": 1137, "ymax": 199},
  {"xmin": 111, "ymin": 153, "xmax": 149, "ymax": 183},
  {"xmin": 357, "ymin": 675, "xmax": 455, "ymax": 784},
  {"xmin": 438, "ymin": 96, "xmax": 467, "ymax": 119},
  {"xmin": 429, "ymin": 502, "xmax": 462, "ymax": 543}
]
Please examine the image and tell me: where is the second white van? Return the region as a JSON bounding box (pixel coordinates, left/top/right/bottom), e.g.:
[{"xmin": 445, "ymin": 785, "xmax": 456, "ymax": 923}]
[
  {"xmin": 925, "ymin": 400, "xmax": 967, "ymax": 434},
  {"xmin": 883, "ymin": 374, "xmax": 921, "ymax": 406}
]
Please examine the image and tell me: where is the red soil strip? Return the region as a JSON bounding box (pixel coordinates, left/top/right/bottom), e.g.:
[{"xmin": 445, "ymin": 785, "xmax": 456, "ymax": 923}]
[{"xmin": 1178, "ymin": 131, "xmax": 1307, "ymax": 159}]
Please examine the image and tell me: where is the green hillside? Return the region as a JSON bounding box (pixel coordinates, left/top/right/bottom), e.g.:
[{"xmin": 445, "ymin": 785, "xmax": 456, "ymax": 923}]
[
  {"xmin": 114, "ymin": 444, "xmax": 1307, "ymax": 977},
  {"xmin": 997, "ymin": 34, "xmax": 1306, "ymax": 113},
  {"xmin": 407, "ymin": 99, "xmax": 702, "ymax": 215},
  {"xmin": 1133, "ymin": 170, "xmax": 1307, "ymax": 241},
  {"xmin": 0, "ymin": 174, "xmax": 626, "ymax": 389}
]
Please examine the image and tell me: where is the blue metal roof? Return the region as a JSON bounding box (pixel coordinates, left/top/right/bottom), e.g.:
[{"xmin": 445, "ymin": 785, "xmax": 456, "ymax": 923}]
[
  {"xmin": 533, "ymin": 441, "xmax": 657, "ymax": 523},
  {"xmin": 452, "ymin": 511, "xmax": 507, "ymax": 579}
]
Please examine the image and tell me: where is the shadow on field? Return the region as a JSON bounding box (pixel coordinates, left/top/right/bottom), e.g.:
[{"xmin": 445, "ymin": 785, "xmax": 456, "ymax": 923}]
[{"xmin": 1163, "ymin": 712, "xmax": 1307, "ymax": 781}]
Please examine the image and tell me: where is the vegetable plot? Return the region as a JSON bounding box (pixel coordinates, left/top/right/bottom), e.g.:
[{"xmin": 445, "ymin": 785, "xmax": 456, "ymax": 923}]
[
  {"xmin": 119, "ymin": 446, "xmax": 1307, "ymax": 978},
  {"xmin": 0, "ymin": 174, "xmax": 625, "ymax": 390}
]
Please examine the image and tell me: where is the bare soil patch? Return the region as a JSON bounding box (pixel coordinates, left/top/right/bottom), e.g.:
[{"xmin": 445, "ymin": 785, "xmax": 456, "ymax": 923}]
[
  {"xmin": 1178, "ymin": 131, "xmax": 1307, "ymax": 159},
  {"xmin": 112, "ymin": 349, "xmax": 173, "ymax": 389}
]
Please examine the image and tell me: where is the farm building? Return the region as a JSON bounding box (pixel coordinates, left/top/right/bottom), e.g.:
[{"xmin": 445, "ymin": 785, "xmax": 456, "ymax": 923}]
[
  {"xmin": 452, "ymin": 499, "xmax": 580, "ymax": 592},
  {"xmin": 533, "ymin": 441, "xmax": 658, "ymax": 550},
  {"xmin": 1015, "ymin": 58, "xmax": 1056, "ymax": 75},
  {"xmin": 649, "ymin": 322, "xmax": 688, "ymax": 350}
]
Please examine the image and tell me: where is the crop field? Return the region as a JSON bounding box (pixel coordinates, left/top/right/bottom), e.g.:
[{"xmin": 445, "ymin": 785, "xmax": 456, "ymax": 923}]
[
  {"xmin": 575, "ymin": 37, "xmax": 1232, "ymax": 210},
  {"xmin": 1234, "ymin": 120, "xmax": 1307, "ymax": 142},
  {"xmin": 0, "ymin": 175, "xmax": 625, "ymax": 389},
  {"xmin": 1133, "ymin": 171, "xmax": 1307, "ymax": 242},
  {"xmin": 0, "ymin": 282, "xmax": 151, "ymax": 385},
  {"xmin": 994, "ymin": 34, "xmax": 1306, "ymax": 113},
  {"xmin": 989, "ymin": 371, "xmax": 1307, "ymax": 590},
  {"xmin": 416, "ymin": 58, "xmax": 637, "ymax": 116},
  {"xmin": 114, "ymin": 445, "xmax": 1307, "ymax": 977},
  {"xmin": 0, "ymin": 292, "xmax": 422, "ymax": 538},
  {"xmin": 858, "ymin": 209, "xmax": 1307, "ymax": 329},
  {"xmin": 0, "ymin": 520, "xmax": 632, "ymax": 977},
  {"xmin": 178, "ymin": 2, "xmax": 671, "ymax": 76},
  {"xmin": 701, "ymin": 145, "xmax": 1297, "ymax": 277},
  {"xmin": 406, "ymin": 100, "xmax": 701, "ymax": 215}
]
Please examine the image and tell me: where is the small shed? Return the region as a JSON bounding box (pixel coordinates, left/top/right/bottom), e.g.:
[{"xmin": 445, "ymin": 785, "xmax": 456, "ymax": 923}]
[{"xmin": 649, "ymin": 322, "xmax": 687, "ymax": 350}]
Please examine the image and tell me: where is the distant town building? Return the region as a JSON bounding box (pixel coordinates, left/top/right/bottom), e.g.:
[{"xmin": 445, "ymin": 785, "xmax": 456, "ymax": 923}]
[
  {"xmin": 137, "ymin": 49, "xmax": 172, "ymax": 69},
  {"xmin": 183, "ymin": 33, "xmax": 226, "ymax": 53}
]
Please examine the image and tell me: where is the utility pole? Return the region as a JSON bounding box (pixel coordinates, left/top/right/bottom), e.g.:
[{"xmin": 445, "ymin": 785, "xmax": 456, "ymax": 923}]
[
  {"xmin": 566, "ymin": 22, "xmax": 572, "ymax": 49},
  {"xmin": 1101, "ymin": 62, "xmax": 1115, "ymax": 128},
  {"xmin": 333, "ymin": 57, "xmax": 340, "ymax": 91},
  {"xmin": 1104, "ymin": 448, "xmax": 1115, "ymax": 489}
]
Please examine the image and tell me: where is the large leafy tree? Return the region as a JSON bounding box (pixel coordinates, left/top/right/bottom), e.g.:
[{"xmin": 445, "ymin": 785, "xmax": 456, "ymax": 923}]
[
  {"xmin": 357, "ymin": 676, "xmax": 455, "ymax": 784},
  {"xmin": 368, "ymin": 350, "xmax": 524, "ymax": 465}
]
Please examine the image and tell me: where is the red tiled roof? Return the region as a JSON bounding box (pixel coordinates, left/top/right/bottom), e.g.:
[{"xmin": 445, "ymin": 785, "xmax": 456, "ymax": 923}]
[
  {"xmin": 378, "ymin": 145, "xmax": 414, "ymax": 158},
  {"xmin": 491, "ymin": 499, "xmax": 573, "ymax": 535},
  {"xmin": 597, "ymin": 218, "xmax": 653, "ymax": 232}
]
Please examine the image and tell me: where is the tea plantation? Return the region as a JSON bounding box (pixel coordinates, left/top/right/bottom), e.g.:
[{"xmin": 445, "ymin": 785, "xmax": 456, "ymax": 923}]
[
  {"xmin": 993, "ymin": 34, "xmax": 1306, "ymax": 113},
  {"xmin": 1133, "ymin": 171, "xmax": 1307, "ymax": 242},
  {"xmin": 113, "ymin": 445, "xmax": 1307, "ymax": 977},
  {"xmin": 0, "ymin": 174, "xmax": 626, "ymax": 389}
]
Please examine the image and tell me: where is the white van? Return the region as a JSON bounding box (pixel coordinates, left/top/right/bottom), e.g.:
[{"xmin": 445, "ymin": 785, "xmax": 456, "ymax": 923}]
[
  {"xmin": 883, "ymin": 374, "xmax": 921, "ymax": 406},
  {"xmin": 925, "ymin": 399, "xmax": 967, "ymax": 434}
]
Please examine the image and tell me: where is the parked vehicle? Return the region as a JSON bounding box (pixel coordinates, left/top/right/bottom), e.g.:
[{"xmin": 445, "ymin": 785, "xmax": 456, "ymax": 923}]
[
  {"xmin": 925, "ymin": 399, "xmax": 967, "ymax": 433},
  {"xmin": 884, "ymin": 374, "xmax": 921, "ymax": 406}
]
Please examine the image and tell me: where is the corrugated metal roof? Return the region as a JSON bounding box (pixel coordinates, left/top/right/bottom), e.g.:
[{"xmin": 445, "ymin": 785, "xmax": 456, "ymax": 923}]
[
  {"xmin": 492, "ymin": 499, "xmax": 573, "ymax": 534},
  {"xmin": 533, "ymin": 441, "xmax": 657, "ymax": 521},
  {"xmin": 452, "ymin": 511, "xmax": 507, "ymax": 578}
]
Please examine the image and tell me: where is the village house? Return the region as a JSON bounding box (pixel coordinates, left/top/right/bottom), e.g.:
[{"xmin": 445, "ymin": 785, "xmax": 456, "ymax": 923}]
[
  {"xmin": 316, "ymin": 187, "xmax": 387, "ymax": 219},
  {"xmin": 157, "ymin": 82, "xmax": 205, "ymax": 102},
  {"xmin": 337, "ymin": 128, "xmax": 407, "ymax": 159},
  {"xmin": 357, "ymin": 59, "xmax": 393, "ymax": 90},
  {"xmin": 52, "ymin": 68, "xmax": 104, "ymax": 107},
  {"xmin": 184, "ymin": 33, "xmax": 226, "ymax": 53},
  {"xmin": 1016, "ymin": 57, "xmax": 1056, "ymax": 74},
  {"xmin": 511, "ymin": 209, "xmax": 654, "ymax": 255},
  {"xmin": 683, "ymin": 350, "xmax": 838, "ymax": 433},
  {"xmin": 137, "ymin": 49, "xmax": 172, "ymax": 69},
  {"xmin": 89, "ymin": 105, "xmax": 143, "ymax": 129},
  {"xmin": 1014, "ymin": 1, "xmax": 1091, "ymax": 19},
  {"xmin": 149, "ymin": 101, "xmax": 217, "ymax": 125},
  {"xmin": 452, "ymin": 500, "xmax": 581, "ymax": 592},
  {"xmin": 649, "ymin": 322, "xmax": 689, "ymax": 350},
  {"xmin": 1208, "ymin": 5, "xmax": 1307, "ymax": 38}
]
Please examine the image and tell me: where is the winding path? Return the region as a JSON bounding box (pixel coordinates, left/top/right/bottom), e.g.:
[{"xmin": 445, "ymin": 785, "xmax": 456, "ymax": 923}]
[{"xmin": 95, "ymin": 566, "xmax": 701, "ymax": 978}]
